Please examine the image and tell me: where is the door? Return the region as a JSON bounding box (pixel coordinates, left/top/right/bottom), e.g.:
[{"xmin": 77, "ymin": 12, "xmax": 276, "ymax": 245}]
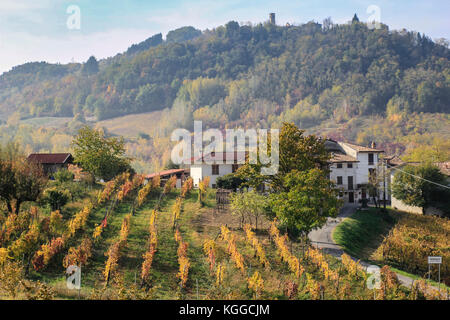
[
  {"xmin": 347, "ymin": 176, "xmax": 353, "ymax": 190},
  {"xmin": 349, "ymin": 192, "xmax": 354, "ymax": 203}
]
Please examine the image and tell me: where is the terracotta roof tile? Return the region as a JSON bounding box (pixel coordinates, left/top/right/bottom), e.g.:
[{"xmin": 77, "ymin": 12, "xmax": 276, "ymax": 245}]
[
  {"xmin": 146, "ymin": 168, "xmax": 188, "ymax": 179},
  {"xmin": 329, "ymin": 153, "xmax": 359, "ymax": 163},
  {"xmin": 340, "ymin": 142, "xmax": 383, "ymax": 153},
  {"xmin": 189, "ymin": 151, "xmax": 247, "ymax": 163}
]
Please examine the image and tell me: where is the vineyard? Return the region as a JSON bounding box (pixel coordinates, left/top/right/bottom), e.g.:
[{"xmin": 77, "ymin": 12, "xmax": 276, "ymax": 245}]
[
  {"xmin": 372, "ymin": 212, "xmax": 450, "ymax": 285},
  {"xmin": 0, "ymin": 174, "xmax": 447, "ymax": 300}
]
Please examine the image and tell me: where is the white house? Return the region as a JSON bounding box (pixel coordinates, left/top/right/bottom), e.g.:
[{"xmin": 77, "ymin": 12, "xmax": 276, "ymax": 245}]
[
  {"xmin": 188, "ymin": 152, "xmax": 246, "ymax": 188},
  {"xmin": 184, "ymin": 140, "xmax": 384, "ymax": 204},
  {"xmin": 325, "ymin": 139, "xmax": 384, "ymax": 204}
]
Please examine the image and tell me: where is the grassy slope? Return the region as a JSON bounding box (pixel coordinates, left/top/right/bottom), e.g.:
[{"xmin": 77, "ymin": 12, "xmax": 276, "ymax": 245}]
[
  {"xmin": 95, "ymin": 111, "xmax": 164, "ymax": 138},
  {"xmin": 332, "ymin": 207, "xmax": 397, "ymax": 259},
  {"xmin": 333, "ymin": 207, "xmax": 450, "ymax": 290}
]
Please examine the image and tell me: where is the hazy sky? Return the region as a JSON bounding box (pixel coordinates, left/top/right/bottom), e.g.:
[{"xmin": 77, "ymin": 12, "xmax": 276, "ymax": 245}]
[{"xmin": 0, "ymin": 0, "xmax": 448, "ymax": 74}]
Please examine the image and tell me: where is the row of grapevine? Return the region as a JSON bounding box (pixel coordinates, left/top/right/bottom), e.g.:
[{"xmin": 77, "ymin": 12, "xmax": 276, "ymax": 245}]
[
  {"xmin": 104, "ymin": 213, "xmax": 133, "ymax": 286},
  {"xmin": 243, "ymin": 224, "xmax": 269, "ymax": 268},
  {"xmin": 220, "ymin": 225, "xmax": 245, "ymax": 274},
  {"xmin": 93, "ymin": 175, "xmax": 147, "ymax": 240},
  {"xmin": 203, "ymin": 239, "xmax": 227, "ymax": 288},
  {"xmin": 97, "ymin": 172, "xmax": 131, "ymax": 205},
  {"xmin": 218, "ymin": 225, "xmax": 267, "ymax": 298},
  {"xmin": 305, "ymin": 247, "xmax": 338, "ymax": 282},
  {"xmin": 30, "ymin": 174, "xmax": 132, "ymax": 272},
  {"xmin": 198, "ymin": 177, "xmax": 210, "ymax": 206},
  {"xmin": 139, "ymin": 176, "xmax": 182, "ymax": 287},
  {"xmin": 141, "ymin": 209, "xmax": 158, "ymax": 286},
  {"xmin": 173, "ymin": 191, "xmax": 190, "ymax": 288},
  {"xmin": 32, "ymin": 203, "xmax": 93, "ymax": 271},
  {"xmin": 176, "ymin": 232, "xmax": 190, "ymax": 288},
  {"xmin": 268, "ymin": 220, "xmax": 302, "ymax": 278}
]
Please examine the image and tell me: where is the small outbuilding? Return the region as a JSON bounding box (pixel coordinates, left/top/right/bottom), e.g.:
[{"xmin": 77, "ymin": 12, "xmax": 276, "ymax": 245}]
[
  {"xmin": 27, "ymin": 153, "xmax": 74, "ymax": 175},
  {"xmin": 146, "ymin": 168, "xmax": 189, "ymax": 188}
]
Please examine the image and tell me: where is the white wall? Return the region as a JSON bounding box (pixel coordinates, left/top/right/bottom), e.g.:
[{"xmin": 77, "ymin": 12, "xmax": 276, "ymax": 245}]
[
  {"xmin": 189, "ymin": 163, "xmax": 235, "ymax": 187},
  {"xmin": 355, "ymin": 152, "xmax": 379, "ymax": 185},
  {"xmin": 190, "ymin": 165, "xmax": 203, "ymax": 187},
  {"xmin": 391, "ymin": 196, "xmax": 423, "ymax": 214}
]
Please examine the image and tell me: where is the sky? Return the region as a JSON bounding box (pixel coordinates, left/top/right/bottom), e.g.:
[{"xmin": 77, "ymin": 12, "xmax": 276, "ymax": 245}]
[{"xmin": 0, "ymin": 0, "xmax": 449, "ymax": 74}]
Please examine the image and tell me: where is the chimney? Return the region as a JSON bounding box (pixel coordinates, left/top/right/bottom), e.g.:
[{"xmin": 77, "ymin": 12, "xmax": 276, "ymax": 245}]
[
  {"xmin": 269, "ymin": 13, "xmax": 276, "ymax": 25},
  {"xmin": 370, "ymin": 141, "xmax": 376, "ymax": 149}
]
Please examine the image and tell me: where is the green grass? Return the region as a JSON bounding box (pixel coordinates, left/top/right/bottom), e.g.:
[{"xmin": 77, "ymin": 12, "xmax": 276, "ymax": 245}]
[
  {"xmin": 333, "ymin": 207, "xmax": 450, "ymax": 291},
  {"xmin": 332, "ymin": 207, "xmax": 398, "ymax": 259},
  {"xmin": 388, "ymin": 266, "xmax": 450, "ymax": 290}
]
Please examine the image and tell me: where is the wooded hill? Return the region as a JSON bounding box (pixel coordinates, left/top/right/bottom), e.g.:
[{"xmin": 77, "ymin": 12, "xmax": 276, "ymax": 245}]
[
  {"xmin": 1, "ymin": 18, "xmax": 448, "ymax": 121},
  {"xmin": 0, "ymin": 17, "xmax": 449, "ymax": 171}
]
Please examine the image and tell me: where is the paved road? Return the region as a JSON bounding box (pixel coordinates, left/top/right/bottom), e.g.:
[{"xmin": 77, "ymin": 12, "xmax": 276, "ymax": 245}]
[
  {"xmin": 308, "ymin": 204, "xmax": 358, "ymax": 257},
  {"xmin": 308, "ymin": 205, "xmax": 448, "ymax": 297}
]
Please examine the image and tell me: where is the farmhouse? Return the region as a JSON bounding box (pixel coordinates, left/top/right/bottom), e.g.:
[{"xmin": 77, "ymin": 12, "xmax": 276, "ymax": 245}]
[
  {"xmin": 27, "ymin": 153, "xmax": 73, "ymax": 175},
  {"xmin": 185, "ymin": 140, "xmax": 384, "ymax": 203},
  {"xmin": 325, "ymin": 139, "xmax": 384, "ymax": 204},
  {"xmin": 188, "ymin": 151, "xmax": 246, "ymax": 188}
]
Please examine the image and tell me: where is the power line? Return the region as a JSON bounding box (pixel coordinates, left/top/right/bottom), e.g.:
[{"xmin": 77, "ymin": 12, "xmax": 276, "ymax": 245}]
[{"xmin": 387, "ymin": 163, "xmax": 450, "ymax": 190}]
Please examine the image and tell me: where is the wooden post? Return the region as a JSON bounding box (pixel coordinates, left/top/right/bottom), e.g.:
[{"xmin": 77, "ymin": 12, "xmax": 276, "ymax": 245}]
[{"xmin": 196, "ymin": 278, "xmax": 199, "ymax": 300}]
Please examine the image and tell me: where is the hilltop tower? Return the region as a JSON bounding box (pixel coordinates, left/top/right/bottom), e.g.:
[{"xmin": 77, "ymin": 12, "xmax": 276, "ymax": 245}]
[{"xmin": 269, "ymin": 13, "xmax": 276, "ymax": 25}]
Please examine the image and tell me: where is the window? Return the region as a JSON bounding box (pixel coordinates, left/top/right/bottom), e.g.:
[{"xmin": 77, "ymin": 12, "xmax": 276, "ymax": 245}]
[
  {"xmin": 337, "ymin": 163, "xmax": 343, "ymax": 168},
  {"xmin": 212, "ymin": 164, "xmax": 219, "ymax": 175},
  {"xmin": 337, "ymin": 176, "xmax": 343, "ymax": 185},
  {"xmin": 232, "ymin": 164, "xmax": 239, "ymax": 173},
  {"xmin": 348, "ymin": 176, "xmax": 354, "ymax": 190},
  {"xmin": 368, "ymin": 153, "xmax": 374, "ymax": 165},
  {"xmin": 212, "ymin": 184, "xmax": 216, "ymax": 189},
  {"xmin": 347, "ymin": 163, "xmax": 353, "ymax": 168}
]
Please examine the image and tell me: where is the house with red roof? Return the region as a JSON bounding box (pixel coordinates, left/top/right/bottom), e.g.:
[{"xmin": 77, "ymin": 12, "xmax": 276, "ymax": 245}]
[{"xmin": 27, "ymin": 153, "xmax": 73, "ymax": 175}]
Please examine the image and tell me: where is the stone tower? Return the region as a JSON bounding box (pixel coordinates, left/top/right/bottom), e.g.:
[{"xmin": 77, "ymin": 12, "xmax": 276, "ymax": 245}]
[{"xmin": 269, "ymin": 13, "xmax": 276, "ymax": 25}]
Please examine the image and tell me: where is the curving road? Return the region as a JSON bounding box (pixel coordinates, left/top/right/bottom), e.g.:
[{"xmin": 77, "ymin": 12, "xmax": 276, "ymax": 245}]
[
  {"xmin": 308, "ymin": 205, "xmax": 447, "ymax": 296},
  {"xmin": 308, "ymin": 204, "xmax": 357, "ymax": 257}
]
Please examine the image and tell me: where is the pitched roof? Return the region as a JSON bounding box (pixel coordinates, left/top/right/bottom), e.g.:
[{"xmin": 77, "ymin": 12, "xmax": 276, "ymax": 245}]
[
  {"xmin": 340, "ymin": 142, "xmax": 384, "ymax": 153},
  {"xmin": 329, "ymin": 153, "xmax": 359, "ymax": 163},
  {"xmin": 27, "ymin": 153, "xmax": 73, "ymax": 164},
  {"xmin": 189, "ymin": 151, "xmax": 247, "ymax": 164},
  {"xmin": 385, "ymin": 155, "xmax": 404, "ymax": 167},
  {"xmin": 146, "ymin": 168, "xmax": 188, "ymax": 179}
]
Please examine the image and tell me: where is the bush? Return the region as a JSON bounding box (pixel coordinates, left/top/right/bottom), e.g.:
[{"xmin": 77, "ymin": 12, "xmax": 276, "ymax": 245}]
[
  {"xmin": 43, "ymin": 188, "xmax": 71, "ymax": 211},
  {"xmin": 54, "ymin": 169, "xmax": 74, "ymax": 183},
  {"xmin": 216, "ymin": 174, "xmax": 246, "ymax": 191}
]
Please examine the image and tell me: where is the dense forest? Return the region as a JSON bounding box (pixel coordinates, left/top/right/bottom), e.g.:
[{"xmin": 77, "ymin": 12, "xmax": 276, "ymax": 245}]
[{"xmin": 0, "ymin": 17, "xmax": 449, "ymax": 172}]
